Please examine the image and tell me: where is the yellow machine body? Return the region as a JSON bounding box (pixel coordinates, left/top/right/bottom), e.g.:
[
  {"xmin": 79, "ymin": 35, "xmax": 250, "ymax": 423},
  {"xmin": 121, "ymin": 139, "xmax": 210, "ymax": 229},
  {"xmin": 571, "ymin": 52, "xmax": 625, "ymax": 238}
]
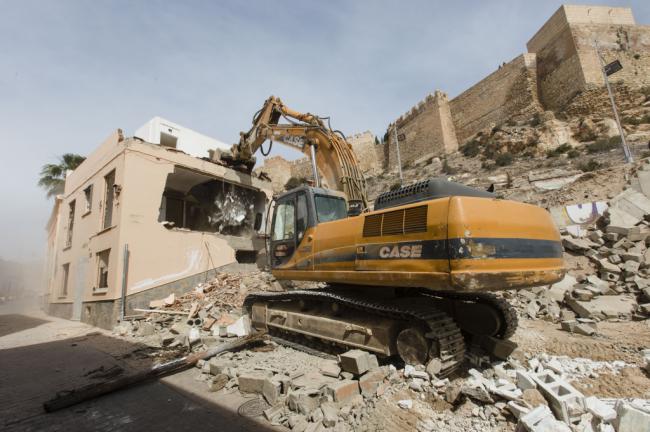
[{"xmin": 272, "ymin": 195, "xmax": 565, "ymax": 292}]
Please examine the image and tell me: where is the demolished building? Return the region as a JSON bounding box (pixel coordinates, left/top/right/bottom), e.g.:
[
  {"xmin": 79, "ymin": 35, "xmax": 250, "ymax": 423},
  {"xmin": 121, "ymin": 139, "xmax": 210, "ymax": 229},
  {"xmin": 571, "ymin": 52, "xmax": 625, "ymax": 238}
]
[{"xmin": 43, "ymin": 118, "xmax": 272, "ymax": 328}]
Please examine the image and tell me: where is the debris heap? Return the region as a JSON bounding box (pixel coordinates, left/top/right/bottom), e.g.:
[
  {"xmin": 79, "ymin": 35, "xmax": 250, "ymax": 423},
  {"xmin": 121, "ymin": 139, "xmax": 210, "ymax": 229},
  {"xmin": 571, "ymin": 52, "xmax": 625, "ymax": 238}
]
[{"xmin": 113, "ymin": 271, "xmax": 282, "ymax": 350}]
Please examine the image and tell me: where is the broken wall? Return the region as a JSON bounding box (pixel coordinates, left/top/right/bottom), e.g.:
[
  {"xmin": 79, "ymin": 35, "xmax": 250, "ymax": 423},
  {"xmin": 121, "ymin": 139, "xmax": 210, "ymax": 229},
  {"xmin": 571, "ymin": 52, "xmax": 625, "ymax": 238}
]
[{"xmin": 46, "ymin": 135, "xmax": 272, "ymax": 328}]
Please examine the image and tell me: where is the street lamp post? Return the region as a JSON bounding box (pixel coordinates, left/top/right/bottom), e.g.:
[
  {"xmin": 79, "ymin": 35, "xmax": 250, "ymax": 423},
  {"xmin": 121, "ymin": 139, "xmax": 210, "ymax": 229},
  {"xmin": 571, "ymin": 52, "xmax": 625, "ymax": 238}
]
[
  {"xmin": 393, "ymin": 125, "xmax": 404, "ymax": 185},
  {"xmin": 594, "ymin": 40, "xmax": 633, "ymax": 163}
]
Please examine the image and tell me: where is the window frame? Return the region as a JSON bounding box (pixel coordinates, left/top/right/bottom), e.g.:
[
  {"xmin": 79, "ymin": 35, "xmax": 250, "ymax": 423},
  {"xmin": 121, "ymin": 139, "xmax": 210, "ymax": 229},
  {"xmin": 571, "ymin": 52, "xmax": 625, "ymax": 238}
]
[
  {"xmin": 60, "ymin": 263, "xmax": 70, "ymax": 297},
  {"xmin": 83, "ymin": 184, "xmax": 93, "ymax": 215},
  {"xmin": 271, "ymin": 198, "xmax": 296, "ymax": 242},
  {"xmin": 102, "ymin": 170, "xmax": 116, "ymax": 230},
  {"xmin": 65, "ymin": 200, "xmax": 76, "ymax": 249},
  {"xmin": 314, "ymin": 194, "xmax": 348, "ymax": 223},
  {"xmin": 95, "ymin": 249, "xmax": 110, "ymax": 292}
]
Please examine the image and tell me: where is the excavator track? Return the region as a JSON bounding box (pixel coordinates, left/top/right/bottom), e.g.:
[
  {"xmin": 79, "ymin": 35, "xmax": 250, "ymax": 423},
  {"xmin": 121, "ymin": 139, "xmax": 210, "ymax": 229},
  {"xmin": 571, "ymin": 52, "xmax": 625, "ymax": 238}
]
[
  {"xmin": 244, "ymin": 289, "xmax": 466, "ymax": 377},
  {"xmin": 421, "ymin": 290, "xmax": 519, "ymax": 339}
]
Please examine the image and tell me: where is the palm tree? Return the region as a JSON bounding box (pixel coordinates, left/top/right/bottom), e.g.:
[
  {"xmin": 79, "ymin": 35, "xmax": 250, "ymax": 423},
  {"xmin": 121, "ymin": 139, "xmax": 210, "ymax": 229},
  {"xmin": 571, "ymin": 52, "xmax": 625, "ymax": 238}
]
[{"xmin": 38, "ymin": 153, "xmax": 86, "ymax": 198}]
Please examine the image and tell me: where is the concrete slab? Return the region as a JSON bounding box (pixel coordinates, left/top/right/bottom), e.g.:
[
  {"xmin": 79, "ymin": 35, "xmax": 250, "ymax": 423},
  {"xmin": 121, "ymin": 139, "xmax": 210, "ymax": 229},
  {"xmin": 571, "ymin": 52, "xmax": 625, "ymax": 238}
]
[{"xmin": 566, "ymin": 295, "xmax": 637, "ymax": 319}]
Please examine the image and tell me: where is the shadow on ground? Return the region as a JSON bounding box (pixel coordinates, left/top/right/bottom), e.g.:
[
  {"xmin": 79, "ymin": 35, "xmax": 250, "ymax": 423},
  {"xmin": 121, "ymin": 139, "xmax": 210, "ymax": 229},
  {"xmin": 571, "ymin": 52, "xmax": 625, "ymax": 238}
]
[
  {"xmin": 0, "ymin": 329, "xmax": 277, "ymax": 432},
  {"xmin": 0, "ymin": 314, "xmax": 50, "ymax": 337}
]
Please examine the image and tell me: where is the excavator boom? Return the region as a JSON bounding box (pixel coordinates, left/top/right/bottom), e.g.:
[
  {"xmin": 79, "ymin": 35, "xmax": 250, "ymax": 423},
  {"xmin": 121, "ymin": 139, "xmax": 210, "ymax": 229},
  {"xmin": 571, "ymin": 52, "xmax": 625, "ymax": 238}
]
[{"xmin": 222, "ymin": 96, "xmax": 368, "ymax": 213}]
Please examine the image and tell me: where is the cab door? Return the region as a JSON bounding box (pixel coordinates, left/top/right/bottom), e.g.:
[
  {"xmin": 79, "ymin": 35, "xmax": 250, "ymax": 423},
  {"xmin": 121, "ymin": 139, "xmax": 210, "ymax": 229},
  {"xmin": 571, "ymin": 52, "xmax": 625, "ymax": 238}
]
[
  {"xmin": 269, "ymin": 191, "xmax": 314, "ymax": 270},
  {"xmin": 270, "ymin": 196, "xmax": 297, "ymax": 268}
]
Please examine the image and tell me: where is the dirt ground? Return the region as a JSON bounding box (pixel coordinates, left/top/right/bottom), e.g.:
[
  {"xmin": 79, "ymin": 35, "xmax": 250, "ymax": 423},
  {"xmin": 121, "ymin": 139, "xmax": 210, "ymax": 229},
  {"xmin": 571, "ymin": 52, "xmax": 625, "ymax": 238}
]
[{"xmin": 512, "ymin": 317, "xmax": 650, "ymax": 399}]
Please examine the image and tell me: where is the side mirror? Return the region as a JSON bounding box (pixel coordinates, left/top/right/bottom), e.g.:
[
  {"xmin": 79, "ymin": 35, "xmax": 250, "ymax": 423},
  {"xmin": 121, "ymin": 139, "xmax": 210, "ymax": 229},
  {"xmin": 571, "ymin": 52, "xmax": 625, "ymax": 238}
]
[{"xmin": 254, "ymin": 212, "xmax": 263, "ymax": 231}]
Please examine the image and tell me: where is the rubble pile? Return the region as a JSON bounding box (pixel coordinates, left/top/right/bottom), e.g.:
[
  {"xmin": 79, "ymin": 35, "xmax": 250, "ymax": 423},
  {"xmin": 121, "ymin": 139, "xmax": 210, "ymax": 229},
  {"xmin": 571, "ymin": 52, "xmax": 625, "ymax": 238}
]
[
  {"xmin": 189, "ymin": 341, "xmax": 649, "ymax": 432},
  {"xmin": 503, "ymin": 170, "xmax": 650, "ymax": 337},
  {"xmin": 113, "ymin": 271, "xmax": 281, "ymax": 349}
]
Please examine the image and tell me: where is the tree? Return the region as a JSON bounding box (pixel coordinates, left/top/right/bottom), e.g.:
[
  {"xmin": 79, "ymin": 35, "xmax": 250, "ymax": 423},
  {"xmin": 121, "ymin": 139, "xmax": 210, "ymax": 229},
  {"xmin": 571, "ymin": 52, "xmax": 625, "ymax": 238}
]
[{"xmin": 38, "ymin": 153, "xmax": 86, "ymax": 198}]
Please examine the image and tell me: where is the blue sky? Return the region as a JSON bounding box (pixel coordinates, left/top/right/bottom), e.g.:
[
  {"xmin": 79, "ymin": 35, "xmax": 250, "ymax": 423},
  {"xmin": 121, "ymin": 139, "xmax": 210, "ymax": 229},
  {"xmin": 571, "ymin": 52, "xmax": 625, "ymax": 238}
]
[{"xmin": 1, "ymin": 0, "xmax": 648, "ymax": 262}]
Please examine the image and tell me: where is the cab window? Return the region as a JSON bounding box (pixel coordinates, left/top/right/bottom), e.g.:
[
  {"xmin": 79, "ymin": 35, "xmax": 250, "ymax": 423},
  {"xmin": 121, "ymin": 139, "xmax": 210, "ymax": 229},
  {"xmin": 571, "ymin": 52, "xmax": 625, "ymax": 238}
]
[
  {"xmin": 272, "ymin": 200, "xmax": 295, "ymax": 241},
  {"xmin": 315, "ymin": 195, "xmax": 347, "ymax": 223},
  {"xmin": 296, "ymin": 193, "xmax": 308, "ymax": 241}
]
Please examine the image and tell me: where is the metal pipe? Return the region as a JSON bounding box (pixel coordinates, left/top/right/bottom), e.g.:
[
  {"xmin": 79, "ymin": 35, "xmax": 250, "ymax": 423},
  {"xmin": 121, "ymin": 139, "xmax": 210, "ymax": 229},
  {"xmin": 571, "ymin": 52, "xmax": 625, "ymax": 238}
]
[
  {"xmin": 309, "ymin": 144, "xmax": 321, "ymax": 187},
  {"xmin": 120, "ymin": 244, "xmax": 129, "ymax": 321}
]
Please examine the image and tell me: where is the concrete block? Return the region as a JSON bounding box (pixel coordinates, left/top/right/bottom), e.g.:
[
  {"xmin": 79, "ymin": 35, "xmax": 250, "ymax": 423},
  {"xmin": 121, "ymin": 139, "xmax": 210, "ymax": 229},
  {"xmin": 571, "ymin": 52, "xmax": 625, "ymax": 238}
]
[
  {"xmin": 339, "ymin": 350, "xmax": 370, "ymax": 375},
  {"xmin": 563, "ymin": 237, "xmax": 597, "ymax": 252},
  {"xmin": 319, "ymin": 360, "xmax": 341, "ymax": 378},
  {"xmin": 518, "ymin": 405, "xmax": 572, "ymax": 432},
  {"xmin": 478, "ymin": 335, "xmax": 518, "ymax": 360},
  {"xmin": 309, "ymin": 407, "xmax": 323, "ymax": 423},
  {"xmin": 608, "ymin": 254, "xmax": 622, "ymax": 264},
  {"xmin": 507, "ymin": 401, "xmax": 530, "ymax": 419},
  {"xmin": 609, "ymin": 189, "xmax": 650, "ymax": 222},
  {"xmin": 324, "ymin": 380, "xmax": 360, "ymax": 403},
  {"xmin": 600, "ymin": 270, "xmax": 620, "ymax": 282},
  {"xmin": 262, "ymin": 377, "xmax": 282, "ymax": 405},
  {"xmin": 574, "ymin": 324, "xmax": 596, "ymax": 336},
  {"xmin": 287, "ymin": 389, "xmax": 320, "ymax": 415},
  {"xmin": 599, "ymin": 259, "xmax": 622, "ymax": 274},
  {"xmin": 587, "ymin": 275, "xmax": 611, "ymax": 293},
  {"xmin": 622, "ymin": 252, "xmax": 643, "ymax": 263},
  {"xmin": 531, "ymin": 370, "xmax": 585, "ymax": 423},
  {"xmin": 624, "ymin": 260, "xmax": 640, "ymax": 275},
  {"xmin": 615, "ymin": 400, "xmax": 650, "ymax": 432},
  {"xmin": 566, "ymin": 295, "xmax": 636, "ymax": 319},
  {"xmin": 548, "ymin": 274, "xmax": 577, "ymax": 302},
  {"xmin": 207, "ymin": 374, "xmax": 229, "ymax": 392},
  {"xmin": 573, "ymin": 288, "xmax": 594, "ymax": 301},
  {"xmin": 238, "ymin": 371, "xmax": 271, "ymax": 394},
  {"xmin": 367, "ymin": 354, "xmax": 379, "ymax": 370},
  {"xmin": 320, "ymin": 402, "xmax": 338, "ymax": 427},
  {"xmin": 358, "ymin": 368, "xmax": 386, "ymax": 397},
  {"xmin": 585, "ymin": 396, "xmax": 616, "ymax": 422},
  {"xmin": 263, "ymin": 404, "xmax": 284, "ymax": 421},
  {"xmin": 516, "ymin": 370, "xmax": 537, "ymax": 391},
  {"xmin": 226, "ymin": 315, "xmax": 251, "ymax": 337},
  {"xmin": 461, "ymin": 383, "xmax": 494, "ymax": 404},
  {"xmin": 209, "ymin": 358, "xmax": 235, "ymax": 376}
]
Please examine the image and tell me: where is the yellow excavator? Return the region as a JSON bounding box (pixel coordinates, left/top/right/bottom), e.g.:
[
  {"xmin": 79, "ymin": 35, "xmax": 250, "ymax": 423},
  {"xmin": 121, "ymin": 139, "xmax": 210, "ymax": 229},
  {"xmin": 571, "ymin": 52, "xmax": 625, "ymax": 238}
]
[{"xmin": 219, "ymin": 96, "xmax": 565, "ymax": 376}]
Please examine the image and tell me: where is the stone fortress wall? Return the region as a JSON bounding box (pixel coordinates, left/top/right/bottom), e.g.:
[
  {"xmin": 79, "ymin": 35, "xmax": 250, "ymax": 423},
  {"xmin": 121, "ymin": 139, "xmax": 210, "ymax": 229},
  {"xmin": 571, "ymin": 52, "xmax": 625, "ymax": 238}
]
[
  {"xmin": 260, "ymin": 4, "xmax": 650, "ymax": 183},
  {"xmin": 386, "ymin": 4, "xmax": 650, "ymax": 168}
]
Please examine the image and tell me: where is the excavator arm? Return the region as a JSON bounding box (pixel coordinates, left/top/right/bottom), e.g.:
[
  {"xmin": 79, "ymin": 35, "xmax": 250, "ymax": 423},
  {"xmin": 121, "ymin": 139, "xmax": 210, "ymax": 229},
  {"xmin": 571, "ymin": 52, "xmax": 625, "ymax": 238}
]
[{"xmin": 222, "ymin": 96, "xmax": 369, "ymax": 213}]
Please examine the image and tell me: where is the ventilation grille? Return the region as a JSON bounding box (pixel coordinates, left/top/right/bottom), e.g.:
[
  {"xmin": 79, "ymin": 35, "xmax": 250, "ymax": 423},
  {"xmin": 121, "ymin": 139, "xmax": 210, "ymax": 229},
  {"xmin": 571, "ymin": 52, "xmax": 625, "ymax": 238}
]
[{"xmin": 362, "ymin": 205, "xmax": 428, "ymax": 237}]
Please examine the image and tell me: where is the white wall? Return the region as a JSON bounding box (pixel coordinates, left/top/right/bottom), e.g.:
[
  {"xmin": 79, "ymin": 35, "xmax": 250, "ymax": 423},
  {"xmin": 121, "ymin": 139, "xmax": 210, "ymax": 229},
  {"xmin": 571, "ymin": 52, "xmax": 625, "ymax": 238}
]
[{"xmin": 134, "ymin": 116, "xmax": 230, "ymax": 159}]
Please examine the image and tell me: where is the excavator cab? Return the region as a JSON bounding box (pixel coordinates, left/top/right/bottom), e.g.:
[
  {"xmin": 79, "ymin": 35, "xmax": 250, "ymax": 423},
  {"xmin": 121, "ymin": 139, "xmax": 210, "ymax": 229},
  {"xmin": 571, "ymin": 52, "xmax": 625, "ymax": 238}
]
[{"xmin": 269, "ymin": 186, "xmax": 347, "ymax": 268}]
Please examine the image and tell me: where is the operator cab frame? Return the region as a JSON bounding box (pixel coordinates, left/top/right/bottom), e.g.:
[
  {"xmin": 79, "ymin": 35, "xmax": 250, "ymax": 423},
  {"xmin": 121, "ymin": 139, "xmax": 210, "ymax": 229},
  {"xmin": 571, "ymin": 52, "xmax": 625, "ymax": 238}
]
[{"xmin": 269, "ymin": 186, "xmax": 348, "ymax": 268}]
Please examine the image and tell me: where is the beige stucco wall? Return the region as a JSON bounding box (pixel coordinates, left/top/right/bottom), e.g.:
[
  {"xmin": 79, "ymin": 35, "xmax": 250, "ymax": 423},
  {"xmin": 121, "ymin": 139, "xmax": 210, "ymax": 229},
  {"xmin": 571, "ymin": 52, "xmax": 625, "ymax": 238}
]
[{"xmin": 51, "ymin": 130, "xmax": 125, "ymax": 307}]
